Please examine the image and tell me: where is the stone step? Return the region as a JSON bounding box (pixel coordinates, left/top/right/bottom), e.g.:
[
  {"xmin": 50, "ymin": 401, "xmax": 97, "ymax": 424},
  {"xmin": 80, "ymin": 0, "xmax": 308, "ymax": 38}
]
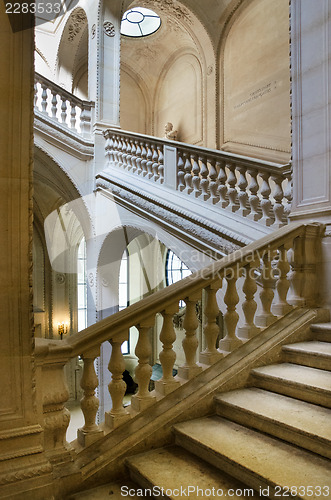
[
  {"xmin": 250, "ymin": 363, "xmax": 331, "ymax": 407},
  {"xmin": 65, "ymin": 480, "xmax": 142, "ymax": 499},
  {"xmin": 214, "ymin": 387, "xmax": 331, "ymax": 459},
  {"xmin": 126, "ymin": 445, "xmax": 260, "ymax": 499},
  {"xmin": 310, "ymin": 323, "xmax": 331, "ymax": 342},
  {"xmin": 173, "ymin": 416, "xmax": 331, "ymax": 500},
  {"xmin": 282, "ymin": 341, "xmax": 331, "ymax": 370}
]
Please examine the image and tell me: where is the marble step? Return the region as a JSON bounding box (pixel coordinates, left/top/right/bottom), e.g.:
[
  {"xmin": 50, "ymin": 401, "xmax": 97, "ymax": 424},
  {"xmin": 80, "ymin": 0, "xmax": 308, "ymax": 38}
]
[
  {"xmin": 215, "ymin": 387, "xmax": 331, "ymax": 459},
  {"xmin": 250, "ymin": 363, "xmax": 331, "ymax": 407},
  {"xmin": 174, "ymin": 416, "xmax": 331, "ymax": 500},
  {"xmin": 126, "ymin": 445, "xmax": 260, "ymax": 499},
  {"xmin": 282, "ymin": 341, "xmax": 331, "ymax": 370},
  {"xmin": 65, "ymin": 480, "xmax": 142, "ymax": 499},
  {"xmin": 310, "ymin": 323, "xmax": 331, "ymax": 343}
]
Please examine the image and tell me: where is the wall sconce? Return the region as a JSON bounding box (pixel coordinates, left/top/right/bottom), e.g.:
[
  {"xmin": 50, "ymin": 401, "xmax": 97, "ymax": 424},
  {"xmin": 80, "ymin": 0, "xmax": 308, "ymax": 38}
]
[{"xmin": 58, "ymin": 322, "xmax": 68, "ymax": 340}]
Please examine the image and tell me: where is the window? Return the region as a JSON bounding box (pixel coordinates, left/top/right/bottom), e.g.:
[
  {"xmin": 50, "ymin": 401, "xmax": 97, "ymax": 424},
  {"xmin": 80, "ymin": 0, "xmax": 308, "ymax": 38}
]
[
  {"xmin": 121, "ymin": 7, "xmax": 161, "ymax": 38},
  {"xmin": 119, "ymin": 249, "xmax": 129, "ymax": 354},
  {"xmin": 165, "ymin": 250, "xmax": 192, "ymax": 307},
  {"xmin": 77, "ymin": 237, "xmax": 87, "ymax": 331}
]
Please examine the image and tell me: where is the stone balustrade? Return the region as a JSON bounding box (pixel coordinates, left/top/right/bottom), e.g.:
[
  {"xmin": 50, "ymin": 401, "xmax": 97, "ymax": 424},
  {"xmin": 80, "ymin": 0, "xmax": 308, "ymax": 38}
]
[
  {"xmin": 35, "ymin": 222, "xmax": 322, "ymax": 455},
  {"xmin": 104, "ymin": 128, "xmax": 292, "ymax": 228},
  {"xmin": 34, "ymin": 72, "xmax": 94, "ymax": 137}
]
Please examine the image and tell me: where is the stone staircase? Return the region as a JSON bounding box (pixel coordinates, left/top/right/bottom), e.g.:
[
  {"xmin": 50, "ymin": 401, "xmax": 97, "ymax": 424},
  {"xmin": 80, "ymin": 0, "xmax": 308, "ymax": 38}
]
[{"xmin": 67, "ymin": 322, "xmax": 331, "ymax": 499}]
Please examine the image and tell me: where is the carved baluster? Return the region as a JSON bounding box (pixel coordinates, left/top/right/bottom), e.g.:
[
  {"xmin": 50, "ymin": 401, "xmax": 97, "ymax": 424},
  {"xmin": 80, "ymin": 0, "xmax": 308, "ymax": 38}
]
[
  {"xmin": 70, "ymin": 102, "xmax": 77, "ymax": 131},
  {"xmin": 272, "ymin": 244, "xmax": 292, "ymax": 316},
  {"xmin": 155, "ymin": 305, "xmax": 181, "ymax": 396},
  {"xmin": 126, "ymin": 140, "xmax": 133, "ymax": 170},
  {"xmin": 178, "ymin": 294, "xmax": 203, "ymax": 380},
  {"xmin": 177, "ymin": 150, "xmax": 185, "ymax": 191},
  {"xmin": 255, "ymin": 251, "xmax": 277, "ymax": 327},
  {"xmin": 158, "ymin": 146, "xmax": 164, "ymax": 183},
  {"xmin": 216, "ymin": 160, "xmax": 229, "ymax": 208},
  {"xmin": 130, "ymin": 140, "xmax": 137, "ymax": 172},
  {"xmin": 34, "ymin": 82, "xmax": 38, "ymax": 110},
  {"xmin": 51, "ymin": 91, "xmax": 58, "ymax": 120},
  {"xmin": 283, "ymin": 173, "xmax": 292, "ymax": 221},
  {"xmin": 61, "ymin": 95, "xmax": 68, "ymax": 125},
  {"xmin": 80, "ymin": 102, "xmax": 92, "ymax": 137},
  {"xmin": 226, "ymin": 162, "xmax": 239, "ymax": 212},
  {"xmin": 117, "ymin": 136, "xmax": 124, "ymax": 168},
  {"xmin": 105, "ymin": 133, "xmax": 113, "ymax": 166},
  {"xmin": 146, "ymin": 142, "xmax": 153, "ymax": 179},
  {"xmin": 247, "ymin": 169, "xmax": 261, "ymax": 221},
  {"xmin": 140, "ymin": 142, "xmax": 148, "ymax": 176},
  {"xmin": 135, "ymin": 142, "xmax": 142, "ymax": 174},
  {"xmin": 183, "ymin": 153, "xmax": 193, "ymax": 194},
  {"xmin": 77, "ymin": 347, "xmax": 104, "ymax": 446},
  {"xmin": 41, "ymin": 83, "xmax": 48, "ymax": 114},
  {"xmin": 112, "ymin": 135, "xmax": 119, "ymax": 166},
  {"xmin": 208, "ymin": 158, "xmax": 219, "ymax": 204},
  {"xmin": 199, "ymin": 155, "xmax": 210, "ymax": 200},
  {"xmin": 259, "ymin": 172, "xmax": 273, "ymax": 226},
  {"xmin": 271, "ymin": 175, "xmax": 285, "ymax": 228},
  {"xmin": 121, "ymin": 138, "xmax": 128, "ymax": 169},
  {"xmin": 191, "ymin": 154, "xmax": 201, "ymax": 197},
  {"xmin": 105, "ymin": 333, "xmax": 130, "ymax": 429},
  {"xmin": 152, "ymin": 144, "xmax": 159, "ymax": 181},
  {"xmin": 238, "ymin": 262, "xmax": 260, "ymax": 340},
  {"xmin": 200, "ymin": 281, "xmax": 223, "ymax": 365},
  {"xmin": 131, "ymin": 317, "xmax": 156, "ymax": 412},
  {"xmin": 237, "ymin": 166, "xmax": 250, "ymax": 216},
  {"xmin": 219, "ymin": 269, "xmax": 243, "ymax": 353}
]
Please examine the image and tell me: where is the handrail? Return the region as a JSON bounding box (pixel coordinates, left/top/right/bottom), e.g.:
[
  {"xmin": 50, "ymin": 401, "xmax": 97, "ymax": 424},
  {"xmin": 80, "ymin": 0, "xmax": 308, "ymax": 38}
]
[
  {"xmin": 35, "ymin": 72, "xmax": 92, "ymax": 108},
  {"xmin": 35, "ymin": 221, "xmax": 322, "ymax": 454}
]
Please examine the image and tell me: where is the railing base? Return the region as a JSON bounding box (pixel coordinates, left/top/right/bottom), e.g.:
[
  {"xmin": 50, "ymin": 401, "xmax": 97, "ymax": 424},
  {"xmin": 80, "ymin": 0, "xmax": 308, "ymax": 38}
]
[{"xmin": 77, "ymin": 428, "xmax": 104, "ymax": 447}]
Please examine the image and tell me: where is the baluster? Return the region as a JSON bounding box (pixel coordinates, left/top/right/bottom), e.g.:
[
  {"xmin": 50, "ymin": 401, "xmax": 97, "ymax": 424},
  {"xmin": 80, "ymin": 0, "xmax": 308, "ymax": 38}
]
[
  {"xmin": 140, "ymin": 142, "xmax": 147, "ymax": 176},
  {"xmin": 70, "ymin": 102, "xmax": 77, "ymax": 131},
  {"xmin": 77, "ymin": 347, "xmax": 104, "ymax": 446},
  {"xmin": 183, "ymin": 153, "xmax": 193, "ymax": 194},
  {"xmin": 177, "ymin": 150, "xmax": 185, "ymax": 191},
  {"xmin": 155, "ymin": 305, "xmax": 181, "ymax": 396},
  {"xmin": 158, "ymin": 146, "xmax": 164, "ymax": 183},
  {"xmin": 219, "ymin": 269, "xmax": 243, "ymax": 353},
  {"xmin": 237, "ymin": 166, "xmax": 250, "ymax": 216},
  {"xmin": 105, "ymin": 333, "xmax": 130, "ymax": 429},
  {"xmin": 146, "ymin": 143, "xmax": 153, "ymax": 179},
  {"xmin": 130, "ymin": 140, "xmax": 137, "ymax": 172},
  {"xmin": 131, "ymin": 317, "xmax": 156, "ymax": 412},
  {"xmin": 135, "ymin": 142, "xmax": 142, "ymax": 174},
  {"xmin": 237, "ymin": 262, "xmax": 260, "ymax": 340},
  {"xmin": 105, "ymin": 133, "xmax": 114, "ymax": 166},
  {"xmin": 126, "ymin": 140, "xmax": 133, "ymax": 170},
  {"xmin": 208, "ymin": 158, "xmax": 219, "ymax": 204},
  {"xmin": 272, "ymin": 244, "xmax": 292, "ymax": 316},
  {"xmin": 117, "ymin": 136, "xmax": 124, "ymax": 168},
  {"xmin": 191, "ymin": 154, "xmax": 201, "ymax": 197},
  {"xmin": 271, "ymin": 175, "xmax": 285, "ymax": 228},
  {"xmin": 199, "ymin": 280, "xmax": 223, "ymax": 365},
  {"xmin": 216, "ymin": 160, "xmax": 229, "ymax": 208},
  {"xmin": 121, "ymin": 138, "xmax": 128, "ymax": 169},
  {"xmin": 259, "ymin": 172, "xmax": 273, "ymax": 226},
  {"xmin": 226, "ymin": 162, "xmax": 239, "ymax": 212},
  {"xmin": 51, "ymin": 91, "xmax": 58, "ymax": 120},
  {"xmin": 41, "ymin": 83, "xmax": 48, "ymax": 114},
  {"xmin": 199, "ymin": 155, "xmax": 210, "ymax": 200},
  {"xmin": 112, "ymin": 135, "xmax": 119, "ymax": 166},
  {"xmin": 80, "ymin": 102, "xmax": 92, "ymax": 137},
  {"xmin": 255, "ymin": 251, "xmax": 277, "ymax": 327},
  {"xmin": 152, "ymin": 144, "xmax": 159, "ymax": 181},
  {"xmin": 34, "ymin": 82, "xmax": 38, "ymax": 110},
  {"xmin": 61, "ymin": 96, "xmax": 68, "ymax": 125},
  {"xmin": 178, "ymin": 294, "xmax": 203, "ymax": 380},
  {"xmin": 283, "ymin": 173, "xmax": 292, "ymax": 221},
  {"xmin": 247, "ymin": 169, "xmax": 261, "ymax": 221}
]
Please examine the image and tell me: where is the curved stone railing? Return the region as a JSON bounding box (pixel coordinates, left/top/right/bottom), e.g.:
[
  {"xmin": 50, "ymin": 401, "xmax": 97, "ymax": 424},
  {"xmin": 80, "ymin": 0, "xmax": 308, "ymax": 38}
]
[
  {"xmin": 35, "ymin": 222, "xmax": 322, "ymax": 462},
  {"xmin": 34, "ymin": 72, "xmax": 94, "ymax": 137},
  {"xmin": 104, "ymin": 128, "xmax": 292, "ymax": 229}
]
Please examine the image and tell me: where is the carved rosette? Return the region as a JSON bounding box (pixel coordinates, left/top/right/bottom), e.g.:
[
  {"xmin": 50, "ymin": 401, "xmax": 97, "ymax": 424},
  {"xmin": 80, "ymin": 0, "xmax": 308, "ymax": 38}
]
[{"xmin": 103, "ymin": 21, "xmax": 115, "ymax": 37}]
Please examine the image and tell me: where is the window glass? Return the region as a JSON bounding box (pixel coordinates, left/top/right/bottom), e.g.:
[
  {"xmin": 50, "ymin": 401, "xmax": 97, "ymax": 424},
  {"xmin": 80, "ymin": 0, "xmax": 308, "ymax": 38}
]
[
  {"xmin": 77, "ymin": 237, "xmax": 87, "ymax": 331},
  {"xmin": 165, "ymin": 250, "xmax": 192, "ymax": 308},
  {"xmin": 121, "ymin": 7, "xmax": 161, "ymax": 37}
]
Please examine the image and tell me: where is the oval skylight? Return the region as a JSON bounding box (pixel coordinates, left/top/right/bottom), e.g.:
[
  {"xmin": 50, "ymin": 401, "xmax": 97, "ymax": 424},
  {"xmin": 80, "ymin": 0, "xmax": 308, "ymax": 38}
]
[{"xmin": 121, "ymin": 7, "xmax": 161, "ymax": 37}]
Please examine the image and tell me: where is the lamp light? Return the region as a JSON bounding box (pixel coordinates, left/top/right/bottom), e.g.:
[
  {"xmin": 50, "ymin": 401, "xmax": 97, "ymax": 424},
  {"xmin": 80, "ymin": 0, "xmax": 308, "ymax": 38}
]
[{"xmin": 58, "ymin": 322, "xmax": 68, "ymax": 339}]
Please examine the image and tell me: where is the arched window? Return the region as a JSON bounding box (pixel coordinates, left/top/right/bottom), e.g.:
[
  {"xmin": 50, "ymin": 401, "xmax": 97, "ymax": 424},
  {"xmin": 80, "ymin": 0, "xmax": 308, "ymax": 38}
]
[
  {"xmin": 165, "ymin": 250, "xmax": 192, "ymax": 307},
  {"xmin": 77, "ymin": 237, "xmax": 87, "ymax": 331},
  {"xmin": 119, "ymin": 249, "xmax": 129, "ymax": 354}
]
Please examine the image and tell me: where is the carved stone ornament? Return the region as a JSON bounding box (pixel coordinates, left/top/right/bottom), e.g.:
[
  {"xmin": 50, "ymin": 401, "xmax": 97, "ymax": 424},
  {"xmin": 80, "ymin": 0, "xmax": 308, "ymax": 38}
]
[
  {"xmin": 88, "ymin": 272, "xmax": 94, "ymax": 287},
  {"xmin": 68, "ymin": 9, "xmax": 87, "ymax": 42},
  {"xmin": 56, "ymin": 273, "xmax": 66, "ymax": 285},
  {"xmin": 103, "ymin": 21, "xmax": 115, "ymax": 37},
  {"xmin": 91, "ymin": 24, "xmax": 96, "ymax": 39}
]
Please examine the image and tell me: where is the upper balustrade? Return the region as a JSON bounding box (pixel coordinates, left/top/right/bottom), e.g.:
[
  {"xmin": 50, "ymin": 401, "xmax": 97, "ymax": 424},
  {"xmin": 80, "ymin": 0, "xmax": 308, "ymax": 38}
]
[
  {"xmin": 34, "ymin": 72, "xmax": 95, "ymax": 138},
  {"xmin": 103, "ymin": 128, "xmax": 292, "ymax": 229}
]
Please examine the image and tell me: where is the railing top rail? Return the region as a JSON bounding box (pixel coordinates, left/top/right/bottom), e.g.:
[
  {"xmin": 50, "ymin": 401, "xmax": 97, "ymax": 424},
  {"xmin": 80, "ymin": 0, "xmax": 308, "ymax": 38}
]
[
  {"xmin": 42, "ymin": 221, "xmax": 310, "ymax": 358},
  {"xmin": 104, "ymin": 127, "xmax": 291, "ymax": 176},
  {"xmin": 34, "ymin": 71, "xmax": 95, "ymax": 108}
]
